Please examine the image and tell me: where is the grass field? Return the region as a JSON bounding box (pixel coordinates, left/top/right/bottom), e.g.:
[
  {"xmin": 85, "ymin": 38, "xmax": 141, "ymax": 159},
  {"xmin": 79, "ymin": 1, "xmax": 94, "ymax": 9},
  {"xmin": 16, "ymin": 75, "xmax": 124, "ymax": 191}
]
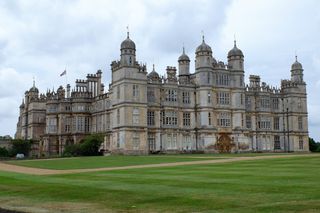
[
  {"xmin": 0, "ymin": 154, "xmax": 320, "ymax": 212},
  {"xmin": 6, "ymin": 153, "xmax": 294, "ymax": 170}
]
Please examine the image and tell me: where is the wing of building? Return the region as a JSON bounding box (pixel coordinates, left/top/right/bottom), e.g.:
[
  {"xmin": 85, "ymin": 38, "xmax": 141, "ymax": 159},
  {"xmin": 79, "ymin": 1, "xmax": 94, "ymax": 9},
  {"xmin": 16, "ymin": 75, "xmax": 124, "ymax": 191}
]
[{"xmin": 15, "ymin": 34, "xmax": 309, "ymax": 156}]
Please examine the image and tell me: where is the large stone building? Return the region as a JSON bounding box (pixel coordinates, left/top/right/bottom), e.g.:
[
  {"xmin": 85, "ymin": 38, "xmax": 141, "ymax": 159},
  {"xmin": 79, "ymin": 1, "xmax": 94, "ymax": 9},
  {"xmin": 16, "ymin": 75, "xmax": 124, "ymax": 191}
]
[{"xmin": 15, "ymin": 33, "xmax": 309, "ymax": 155}]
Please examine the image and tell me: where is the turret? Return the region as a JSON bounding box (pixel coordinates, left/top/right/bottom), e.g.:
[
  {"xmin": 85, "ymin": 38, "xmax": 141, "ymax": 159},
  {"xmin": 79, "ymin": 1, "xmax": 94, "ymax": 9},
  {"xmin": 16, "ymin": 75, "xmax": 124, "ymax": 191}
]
[
  {"xmin": 291, "ymin": 56, "xmax": 304, "ymax": 83},
  {"xmin": 228, "ymin": 40, "xmax": 244, "ymax": 70},
  {"xmin": 120, "ymin": 31, "xmax": 136, "ymax": 66},
  {"xmin": 178, "ymin": 47, "xmax": 190, "ymax": 76},
  {"xmin": 195, "ymin": 36, "xmax": 214, "ymax": 70}
]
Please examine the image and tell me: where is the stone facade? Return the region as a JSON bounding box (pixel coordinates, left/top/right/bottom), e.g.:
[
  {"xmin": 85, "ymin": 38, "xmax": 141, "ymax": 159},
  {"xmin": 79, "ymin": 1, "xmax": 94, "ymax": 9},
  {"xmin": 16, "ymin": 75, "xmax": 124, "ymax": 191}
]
[{"xmin": 15, "ymin": 33, "xmax": 309, "ymax": 155}]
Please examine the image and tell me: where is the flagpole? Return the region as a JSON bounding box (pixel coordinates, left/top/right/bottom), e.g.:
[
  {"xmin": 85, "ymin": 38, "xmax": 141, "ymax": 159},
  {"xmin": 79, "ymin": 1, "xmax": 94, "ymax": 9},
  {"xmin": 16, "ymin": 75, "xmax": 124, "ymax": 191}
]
[{"xmin": 65, "ymin": 66, "xmax": 67, "ymax": 88}]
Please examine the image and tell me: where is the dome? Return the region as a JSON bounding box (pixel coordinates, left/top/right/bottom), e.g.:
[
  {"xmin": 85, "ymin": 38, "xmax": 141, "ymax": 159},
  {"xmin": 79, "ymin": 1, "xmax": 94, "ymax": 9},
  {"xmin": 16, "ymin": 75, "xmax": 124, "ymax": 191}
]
[
  {"xmin": 291, "ymin": 56, "xmax": 303, "ymax": 70},
  {"xmin": 29, "ymin": 81, "xmax": 39, "ymax": 93},
  {"xmin": 178, "ymin": 47, "xmax": 190, "ymax": 62},
  {"xmin": 196, "ymin": 36, "xmax": 212, "ymax": 53},
  {"xmin": 147, "ymin": 65, "xmax": 161, "ymax": 80},
  {"xmin": 120, "ymin": 32, "xmax": 136, "ymax": 50},
  {"xmin": 228, "ymin": 40, "xmax": 243, "ymax": 57}
]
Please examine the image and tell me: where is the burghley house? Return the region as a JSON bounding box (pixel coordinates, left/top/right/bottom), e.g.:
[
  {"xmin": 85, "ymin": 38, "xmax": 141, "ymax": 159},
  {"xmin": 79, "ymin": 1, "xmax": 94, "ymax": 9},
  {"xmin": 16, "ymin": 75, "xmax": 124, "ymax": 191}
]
[{"xmin": 15, "ymin": 33, "xmax": 309, "ymax": 155}]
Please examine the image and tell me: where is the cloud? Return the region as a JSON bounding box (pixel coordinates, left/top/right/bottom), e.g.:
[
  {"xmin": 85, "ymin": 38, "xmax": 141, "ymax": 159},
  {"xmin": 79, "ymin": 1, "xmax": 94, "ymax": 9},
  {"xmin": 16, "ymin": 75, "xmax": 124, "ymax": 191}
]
[{"xmin": 0, "ymin": 0, "xmax": 319, "ymax": 141}]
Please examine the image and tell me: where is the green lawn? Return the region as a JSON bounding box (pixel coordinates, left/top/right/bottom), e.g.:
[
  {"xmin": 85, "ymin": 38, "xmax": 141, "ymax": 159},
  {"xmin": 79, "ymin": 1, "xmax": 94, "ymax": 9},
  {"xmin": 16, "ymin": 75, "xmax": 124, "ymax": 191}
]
[
  {"xmin": 0, "ymin": 155, "xmax": 320, "ymax": 212},
  {"xmin": 6, "ymin": 153, "xmax": 297, "ymax": 170},
  {"xmin": 6, "ymin": 155, "xmax": 225, "ymax": 170}
]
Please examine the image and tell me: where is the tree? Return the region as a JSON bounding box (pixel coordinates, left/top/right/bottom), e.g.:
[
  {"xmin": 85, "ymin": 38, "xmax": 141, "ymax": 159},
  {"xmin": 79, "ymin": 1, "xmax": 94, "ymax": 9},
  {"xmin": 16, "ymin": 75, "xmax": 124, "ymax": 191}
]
[
  {"xmin": 0, "ymin": 147, "xmax": 9, "ymax": 157},
  {"xmin": 309, "ymin": 137, "xmax": 320, "ymax": 152},
  {"xmin": 10, "ymin": 139, "xmax": 32, "ymax": 156},
  {"xmin": 63, "ymin": 134, "xmax": 103, "ymax": 157},
  {"xmin": 79, "ymin": 134, "xmax": 103, "ymax": 156}
]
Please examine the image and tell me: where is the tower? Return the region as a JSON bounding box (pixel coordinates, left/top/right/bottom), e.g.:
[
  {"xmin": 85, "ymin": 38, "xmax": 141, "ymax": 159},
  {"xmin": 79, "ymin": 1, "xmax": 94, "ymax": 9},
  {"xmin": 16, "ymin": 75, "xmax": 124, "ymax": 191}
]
[
  {"xmin": 227, "ymin": 40, "xmax": 244, "ymax": 71},
  {"xmin": 120, "ymin": 31, "xmax": 136, "ymax": 66},
  {"xmin": 195, "ymin": 35, "xmax": 214, "ymax": 70},
  {"xmin": 110, "ymin": 31, "xmax": 148, "ymax": 154},
  {"xmin": 178, "ymin": 46, "xmax": 190, "ymax": 76},
  {"xmin": 291, "ymin": 56, "xmax": 303, "ymax": 83}
]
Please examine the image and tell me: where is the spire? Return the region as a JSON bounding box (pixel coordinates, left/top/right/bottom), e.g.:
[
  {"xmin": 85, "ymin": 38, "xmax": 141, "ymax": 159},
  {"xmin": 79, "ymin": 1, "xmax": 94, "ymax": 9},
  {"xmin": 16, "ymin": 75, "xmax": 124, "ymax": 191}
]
[
  {"xmin": 152, "ymin": 64, "xmax": 155, "ymax": 71},
  {"xmin": 126, "ymin": 26, "xmax": 129, "ymax": 39},
  {"xmin": 201, "ymin": 30, "xmax": 205, "ymax": 43},
  {"xmin": 182, "ymin": 44, "xmax": 185, "ymax": 54},
  {"xmin": 32, "ymin": 76, "xmax": 35, "ymax": 88}
]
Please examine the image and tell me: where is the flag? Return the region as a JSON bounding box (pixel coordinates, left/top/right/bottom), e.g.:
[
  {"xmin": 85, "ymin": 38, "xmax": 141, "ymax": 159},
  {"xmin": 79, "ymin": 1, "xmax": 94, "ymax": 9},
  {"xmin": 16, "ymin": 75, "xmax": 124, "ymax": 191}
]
[{"xmin": 60, "ymin": 70, "xmax": 66, "ymax": 76}]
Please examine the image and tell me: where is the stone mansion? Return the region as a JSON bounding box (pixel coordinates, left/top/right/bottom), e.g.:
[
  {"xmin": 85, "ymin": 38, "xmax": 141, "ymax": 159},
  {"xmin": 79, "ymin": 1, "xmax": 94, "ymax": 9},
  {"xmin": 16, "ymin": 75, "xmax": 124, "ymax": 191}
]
[{"xmin": 15, "ymin": 33, "xmax": 309, "ymax": 155}]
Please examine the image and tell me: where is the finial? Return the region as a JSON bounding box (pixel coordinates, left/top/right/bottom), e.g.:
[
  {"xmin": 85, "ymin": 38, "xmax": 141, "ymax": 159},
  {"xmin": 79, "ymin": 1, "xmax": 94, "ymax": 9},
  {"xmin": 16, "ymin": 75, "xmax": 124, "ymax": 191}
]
[
  {"xmin": 182, "ymin": 43, "xmax": 185, "ymax": 54},
  {"xmin": 32, "ymin": 76, "xmax": 35, "ymax": 88},
  {"xmin": 126, "ymin": 26, "xmax": 129, "ymax": 38},
  {"xmin": 234, "ymin": 34, "xmax": 237, "ymax": 47},
  {"xmin": 201, "ymin": 30, "xmax": 205, "ymax": 42},
  {"xmin": 295, "ymin": 50, "xmax": 298, "ymax": 62},
  {"xmin": 152, "ymin": 64, "xmax": 155, "ymax": 71}
]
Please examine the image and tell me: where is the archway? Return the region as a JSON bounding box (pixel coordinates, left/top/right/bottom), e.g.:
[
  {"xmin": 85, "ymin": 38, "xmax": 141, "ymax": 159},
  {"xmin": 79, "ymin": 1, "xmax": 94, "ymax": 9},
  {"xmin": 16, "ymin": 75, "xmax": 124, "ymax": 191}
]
[{"xmin": 215, "ymin": 133, "xmax": 234, "ymax": 153}]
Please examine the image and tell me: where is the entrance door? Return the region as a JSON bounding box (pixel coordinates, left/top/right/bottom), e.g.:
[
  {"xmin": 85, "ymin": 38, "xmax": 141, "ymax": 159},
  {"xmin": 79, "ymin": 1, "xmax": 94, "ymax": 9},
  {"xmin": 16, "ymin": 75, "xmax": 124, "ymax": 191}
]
[{"xmin": 216, "ymin": 133, "xmax": 234, "ymax": 153}]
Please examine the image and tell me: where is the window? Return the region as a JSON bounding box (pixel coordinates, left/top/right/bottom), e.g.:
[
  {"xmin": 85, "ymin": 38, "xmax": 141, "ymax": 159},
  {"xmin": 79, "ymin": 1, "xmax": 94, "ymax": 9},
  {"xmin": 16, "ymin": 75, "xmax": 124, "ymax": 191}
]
[
  {"xmin": 274, "ymin": 117, "xmax": 280, "ymax": 130},
  {"xmin": 299, "ymin": 136, "xmax": 303, "ymax": 150},
  {"xmin": 272, "ymin": 98, "xmax": 279, "ymax": 110},
  {"xmin": 76, "ymin": 117, "xmax": 84, "ymax": 132},
  {"xmin": 132, "ymin": 132, "xmax": 140, "ymax": 150},
  {"xmin": 165, "ymin": 89, "xmax": 177, "ymax": 102},
  {"xmin": 148, "ymin": 134, "xmax": 156, "ymax": 151},
  {"xmin": 84, "ymin": 117, "xmax": 90, "ymax": 132},
  {"xmin": 207, "ymin": 72, "xmax": 210, "ymax": 84},
  {"xmin": 167, "ymin": 133, "xmax": 177, "ymax": 149},
  {"xmin": 117, "ymin": 109, "xmax": 120, "ymax": 125},
  {"xmin": 240, "ymin": 76, "xmax": 243, "ymax": 87},
  {"xmin": 240, "ymin": 94, "xmax": 243, "ymax": 105},
  {"xmin": 64, "ymin": 117, "xmax": 71, "ymax": 133},
  {"xmin": 47, "ymin": 118, "xmax": 57, "ymax": 133},
  {"xmin": 217, "ymin": 92, "xmax": 230, "ymax": 105},
  {"xmin": 258, "ymin": 117, "xmax": 271, "ymax": 129},
  {"xmin": 245, "ymin": 96, "xmax": 251, "ymax": 110},
  {"xmin": 298, "ymin": 117, "xmax": 303, "ymax": 130},
  {"xmin": 208, "ymin": 112, "xmax": 212, "ymax": 126},
  {"xmin": 182, "ymin": 135, "xmax": 192, "ymax": 150},
  {"xmin": 182, "ymin": 91, "xmax": 190, "ymax": 104},
  {"xmin": 216, "ymin": 74, "xmax": 229, "ymax": 86},
  {"xmin": 207, "ymin": 92, "xmax": 211, "ymax": 104},
  {"xmin": 217, "ymin": 112, "xmax": 231, "ymax": 127},
  {"xmin": 161, "ymin": 111, "xmax": 178, "ymax": 126},
  {"xmin": 298, "ymin": 98, "xmax": 302, "ymax": 109},
  {"xmin": 274, "ymin": 136, "xmax": 280, "ymax": 150},
  {"xmin": 147, "ymin": 88, "xmax": 155, "ymax": 102},
  {"xmin": 246, "ymin": 115, "xmax": 251, "ymax": 128},
  {"xmin": 133, "ymin": 85, "xmax": 139, "ymax": 97},
  {"xmin": 117, "ymin": 132, "xmax": 120, "ymax": 148},
  {"xmin": 132, "ymin": 108, "xmax": 140, "ymax": 124},
  {"xmin": 260, "ymin": 97, "xmax": 270, "ymax": 108},
  {"xmin": 183, "ymin": 112, "xmax": 191, "ymax": 126},
  {"xmin": 106, "ymin": 114, "xmax": 110, "ymax": 129},
  {"xmin": 147, "ymin": 111, "xmax": 155, "ymax": 126},
  {"xmin": 117, "ymin": 86, "xmax": 120, "ymax": 99}
]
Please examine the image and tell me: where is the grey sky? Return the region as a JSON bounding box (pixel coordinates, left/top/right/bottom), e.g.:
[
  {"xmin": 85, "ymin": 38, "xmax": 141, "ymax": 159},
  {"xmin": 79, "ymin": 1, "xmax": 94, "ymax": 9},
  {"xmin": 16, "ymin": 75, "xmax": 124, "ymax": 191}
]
[{"xmin": 0, "ymin": 0, "xmax": 319, "ymax": 141}]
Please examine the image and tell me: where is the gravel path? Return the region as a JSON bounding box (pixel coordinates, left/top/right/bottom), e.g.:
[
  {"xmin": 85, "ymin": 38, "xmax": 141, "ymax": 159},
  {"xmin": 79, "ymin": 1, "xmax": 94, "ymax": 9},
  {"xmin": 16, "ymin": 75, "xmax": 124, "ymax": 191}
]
[{"xmin": 0, "ymin": 154, "xmax": 316, "ymax": 176}]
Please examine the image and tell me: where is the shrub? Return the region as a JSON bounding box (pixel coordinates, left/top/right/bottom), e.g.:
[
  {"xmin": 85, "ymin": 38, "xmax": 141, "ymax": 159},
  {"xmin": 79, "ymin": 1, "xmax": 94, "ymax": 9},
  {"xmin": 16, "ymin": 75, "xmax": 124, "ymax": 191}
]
[
  {"xmin": 309, "ymin": 138, "xmax": 320, "ymax": 152},
  {"xmin": 0, "ymin": 147, "xmax": 9, "ymax": 157},
  {"xmin": 79, "ymin": 134, "xmax": 103, "ymax": 156},
  {"xmin": 9, "ymin": 139, "xmax": 32, "ymax": 157},
  {"xmin": 63, "ymin": 134, "xmax": 103, "ymax": 157},
  {"xmin": 63, "ymin": 144, "xmax": 81, "ymax": 157}
]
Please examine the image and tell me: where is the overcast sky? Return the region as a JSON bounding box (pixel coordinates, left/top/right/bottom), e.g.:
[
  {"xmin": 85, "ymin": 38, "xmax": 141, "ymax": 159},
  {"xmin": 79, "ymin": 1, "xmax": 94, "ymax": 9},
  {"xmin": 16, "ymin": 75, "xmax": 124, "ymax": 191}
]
[{"xmin": 0, "ymin": 0, "xmax": 319, "ymax": 141}]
